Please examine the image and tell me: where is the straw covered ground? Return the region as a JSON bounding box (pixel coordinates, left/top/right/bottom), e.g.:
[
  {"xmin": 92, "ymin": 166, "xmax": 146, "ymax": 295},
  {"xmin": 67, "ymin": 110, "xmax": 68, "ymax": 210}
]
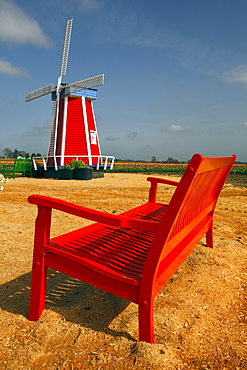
[{"xmin": 0, "ymin": 173, "xmax": 246, "ymax": 370}]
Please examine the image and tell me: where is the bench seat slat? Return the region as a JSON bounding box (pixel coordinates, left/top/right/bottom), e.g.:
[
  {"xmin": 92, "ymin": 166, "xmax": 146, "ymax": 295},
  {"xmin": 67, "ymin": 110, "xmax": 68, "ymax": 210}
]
[{"xmin": 48, "ymin": 203, "xmax": 167, "ymax": 284}]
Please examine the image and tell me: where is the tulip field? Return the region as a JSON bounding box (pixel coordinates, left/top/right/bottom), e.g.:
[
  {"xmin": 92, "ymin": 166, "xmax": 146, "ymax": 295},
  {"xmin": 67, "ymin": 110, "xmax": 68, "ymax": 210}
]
[
  {"xmin": 0, "ymin": 159, "xmax": 247, "ymax": 175},
  {"xmin": 107, "ymin": 162, "xmax": 247, "ymax": 174}
]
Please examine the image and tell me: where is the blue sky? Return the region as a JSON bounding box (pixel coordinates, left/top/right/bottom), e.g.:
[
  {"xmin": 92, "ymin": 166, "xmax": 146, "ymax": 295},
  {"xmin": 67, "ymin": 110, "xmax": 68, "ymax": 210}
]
[{"xmin": 0, "ymin": 0, "xmax": 246, "ymax": 162}]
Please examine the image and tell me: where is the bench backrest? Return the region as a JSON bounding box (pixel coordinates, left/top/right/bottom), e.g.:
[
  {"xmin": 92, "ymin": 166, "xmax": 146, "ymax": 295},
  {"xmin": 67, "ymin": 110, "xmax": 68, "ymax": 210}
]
[
  {"xmin": 143, "ymin": 154, "xmax": 236, "ymax": 289},
  {"xmin": 163, "ymin": 154, "xmax": 235, "ymax": 238},
  {"xmin": 14, "ymin": 158, "xmax": 33, "ymax": 172}
]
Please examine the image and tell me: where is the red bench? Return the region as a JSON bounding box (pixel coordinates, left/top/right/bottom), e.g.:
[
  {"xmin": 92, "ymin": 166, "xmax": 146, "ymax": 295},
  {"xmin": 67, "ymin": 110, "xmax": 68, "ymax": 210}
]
[{"xmin": 28, "ymin": 153, "xmax": 236, "ymax": 343}]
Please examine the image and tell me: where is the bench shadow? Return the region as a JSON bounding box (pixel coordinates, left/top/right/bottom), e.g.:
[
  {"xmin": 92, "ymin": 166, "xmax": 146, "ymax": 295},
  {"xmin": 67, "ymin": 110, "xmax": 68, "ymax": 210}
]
[{"xmin": 0, "ymin": 269, "xmax": 134, "ymax": 341}]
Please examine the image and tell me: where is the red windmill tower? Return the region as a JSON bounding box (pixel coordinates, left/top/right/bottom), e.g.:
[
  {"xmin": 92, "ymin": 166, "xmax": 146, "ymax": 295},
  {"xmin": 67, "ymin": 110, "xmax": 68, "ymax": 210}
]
[{"xmin": 26, "ymin": 18, "xmax": 114, "ymax": 169}]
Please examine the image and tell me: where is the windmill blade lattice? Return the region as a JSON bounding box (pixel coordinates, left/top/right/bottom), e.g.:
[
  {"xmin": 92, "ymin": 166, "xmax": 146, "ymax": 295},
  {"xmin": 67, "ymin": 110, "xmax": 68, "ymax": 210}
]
[
  {"xmin": 60, "ymin": 18, "xmax": 73, "ymax": 77},
  {"xmin": 47, "ymin": 101, "xmax": 59, "ymax": 160},
  {"xmin": 66, "ymin": 74, "xmax": 105, "ymax": 94},
  {"xmin": 26, "ymin": 83, "xmax": 54, "ymax": 102},
  {"xmin": 49, "ymin": 18, "xmax": 73, "ymax": 161}
]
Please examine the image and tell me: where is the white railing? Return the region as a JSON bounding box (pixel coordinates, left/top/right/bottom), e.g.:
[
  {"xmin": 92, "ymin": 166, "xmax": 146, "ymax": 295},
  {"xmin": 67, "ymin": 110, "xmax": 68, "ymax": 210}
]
[{"xmin": 32, "ymin": 155, "xmax": 115, "ymax": 171}]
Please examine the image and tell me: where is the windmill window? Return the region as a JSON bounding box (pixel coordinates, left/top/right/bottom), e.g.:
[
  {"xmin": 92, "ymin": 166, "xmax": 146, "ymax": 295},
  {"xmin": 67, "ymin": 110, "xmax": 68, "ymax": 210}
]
[{"xmin": 90, "ymin": 131, "xmax": 97, "ymax": 145}]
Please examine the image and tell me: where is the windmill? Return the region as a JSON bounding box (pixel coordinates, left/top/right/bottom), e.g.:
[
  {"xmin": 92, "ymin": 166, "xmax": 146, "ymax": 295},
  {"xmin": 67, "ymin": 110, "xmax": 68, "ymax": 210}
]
[{"xmin": 26, "ymin": 18, "xmax": 113, "ymax": 169}]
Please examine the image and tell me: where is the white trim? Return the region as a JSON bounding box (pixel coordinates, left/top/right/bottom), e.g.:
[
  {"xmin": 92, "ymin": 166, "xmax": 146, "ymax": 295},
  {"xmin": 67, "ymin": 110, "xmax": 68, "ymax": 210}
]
[
  {"xmin": 32, "ymin": 155, "xmax": 115, "ymax": 170},
  {"xmin": 82, "ymin": 97, "xmax": 92, "ymax": 166},
  {"xmin": 91, "ymin": 101, "xmax": 102, "ymax": 156},
  {"xmin": 60, "ymin": 96, "xmax": 68, "ymax": 166}
]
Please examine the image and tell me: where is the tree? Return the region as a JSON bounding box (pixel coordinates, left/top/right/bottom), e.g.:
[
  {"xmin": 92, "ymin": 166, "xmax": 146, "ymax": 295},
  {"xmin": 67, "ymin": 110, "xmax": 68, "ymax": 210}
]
[
  {"xmin": 3, "ymin": 148, "xmax": 13, "ymax": 158},
  {"xmin": 166, "ymin": 157, "xmax": 179, "ymax": 163},
  {"xmin": 31, "ymin": 152, "xmax": 42, "ymax": 158},
  {"xmin": 13, "ymin": 148, "xmax": 19, "ymax": 159},
  {"xmin": 151, "ymin": 156, "xmax": 157, "ymax": 163},
  {"xmin": 18, "ymin": 150, "xmax": 27, "ymax": 158}
]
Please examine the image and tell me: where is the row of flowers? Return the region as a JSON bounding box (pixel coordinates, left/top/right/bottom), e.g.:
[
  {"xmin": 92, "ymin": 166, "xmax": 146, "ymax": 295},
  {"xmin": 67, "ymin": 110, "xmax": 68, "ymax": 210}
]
[
  {"xmin": 107, "ymin": 162, "xmax": 247, "ymax": 175},
  {"xmin": 1, "ymin": 160, "xmax": 247, "ymax": 175},
  {"xmin": 230, "ymin": 165, "xmax": 247, "ymax": 175},
  {"xmin": 107, "ymin": 163, "xmax": 186, "ymax": 173}
]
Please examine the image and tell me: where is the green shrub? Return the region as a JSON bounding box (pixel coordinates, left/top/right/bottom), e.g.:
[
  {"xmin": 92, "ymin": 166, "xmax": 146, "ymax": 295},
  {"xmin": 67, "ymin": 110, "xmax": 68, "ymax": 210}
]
[
  {"xmin": 65, "ymin": 164, "xmax": 74, "ymax": 170},
  {"xmin": 65, "ymin": 160, "xmax": 90, "ymax": 170}
]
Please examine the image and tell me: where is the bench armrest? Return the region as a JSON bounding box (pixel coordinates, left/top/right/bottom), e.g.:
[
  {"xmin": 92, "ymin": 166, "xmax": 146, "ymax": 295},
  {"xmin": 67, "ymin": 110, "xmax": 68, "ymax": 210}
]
[
  {"xmin": 147, "ymin": 176, "xmax": 179, "ymax": 202},
  {"xmin": 28, "ymin": 195, "xmax": 159, "ymax": 233}
]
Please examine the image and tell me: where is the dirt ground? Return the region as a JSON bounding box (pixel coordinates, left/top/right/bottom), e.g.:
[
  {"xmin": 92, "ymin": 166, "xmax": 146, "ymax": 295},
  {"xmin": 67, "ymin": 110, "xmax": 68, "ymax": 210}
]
[{"xmin": 0, "ymin": 173, "xmax": 246, "ymax": 370}]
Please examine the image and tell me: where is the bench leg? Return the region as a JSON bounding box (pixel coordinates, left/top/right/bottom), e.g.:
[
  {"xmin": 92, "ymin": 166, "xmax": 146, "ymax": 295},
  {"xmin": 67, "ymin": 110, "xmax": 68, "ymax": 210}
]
[
  {"xmin": 28, "ymin": 263, "xmax": 47, "ymax": 321},
  {"xmin": 29, "ymin": 205, "xmax": 51, "ymax": 321},
  {"xmin": 138, "ymin": 299, "xmax": 155, "ymax": 343},
  {"xmin": 206, "ymin": 222, "xmax": 214, "ymax": 249}
]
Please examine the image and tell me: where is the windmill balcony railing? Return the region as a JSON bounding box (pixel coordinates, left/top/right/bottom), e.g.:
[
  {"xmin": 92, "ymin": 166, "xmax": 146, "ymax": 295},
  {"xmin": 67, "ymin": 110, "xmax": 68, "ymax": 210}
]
[{"xmin": 32, "ymin": 155, "xmax": 115, "ymax": 171}]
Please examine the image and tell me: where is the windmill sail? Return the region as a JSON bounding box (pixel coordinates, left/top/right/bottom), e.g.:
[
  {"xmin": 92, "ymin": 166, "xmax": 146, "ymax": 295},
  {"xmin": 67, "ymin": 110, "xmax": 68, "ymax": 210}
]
[
  {"xmin": 66, "ymin": 74, "xmax": 105, "ymax": 94},
  {"xmin": 60, "ymin": 18, "xmax": 73, "ymax": 78},
  {"xmin": 47, "ymin": 18, "xmax": 73, "ymax": 166},
  {"xmin": 26, "ymin": 83, "xmax": 54, "ymax": 102}
]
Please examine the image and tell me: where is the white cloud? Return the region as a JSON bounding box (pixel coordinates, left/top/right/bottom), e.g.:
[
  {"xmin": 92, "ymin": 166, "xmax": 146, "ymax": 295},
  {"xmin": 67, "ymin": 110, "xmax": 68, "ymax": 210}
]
[
  {"xmin": 168, "ymin": 124, "xmax": 185, "ymax": 132},
  {"xmin": 179, "ymin": 96, "xmax": 194, "ymax": 103},
  {"xmin": 0, "ymin": 0, "xmax": 51, "ymax": 47},
  {"xmin": 79, "ymin": 0, "xmax": 101, "ymax": 12},
  {"xmin": 126, "ymin": 28, "xmax": 181, "ymax": 50},
  {"xmin": 214, "ymin": 102, "xmax": 224, "ymax": 110},
  {"xmin": 33, "ymin": 121, "xmax": 51, "ymax": 134},
  {"xmin": 127, "ymin": 131, "xmax": 138, "ymax": 139},
  {"xmin": 159, "ymin": 124, "xmax": 187, "ymax": 134},
  {"xmin": 104, "ymin": 135, "xmax": 120, "ymax": 142},
  {"xmin": 0, "ymin": 97, "xmax": 18, "ymax": 104},
  {"xmin": 224, "ymin": 65, "xmax": 247, "ymax": 85},
  {"xmin": 123, "ymin": 21, "xmax": 241, "ymax": 84},
  {"xmin": 0, "ymin": 58, "xmax": 28, "ymax": 76}
]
